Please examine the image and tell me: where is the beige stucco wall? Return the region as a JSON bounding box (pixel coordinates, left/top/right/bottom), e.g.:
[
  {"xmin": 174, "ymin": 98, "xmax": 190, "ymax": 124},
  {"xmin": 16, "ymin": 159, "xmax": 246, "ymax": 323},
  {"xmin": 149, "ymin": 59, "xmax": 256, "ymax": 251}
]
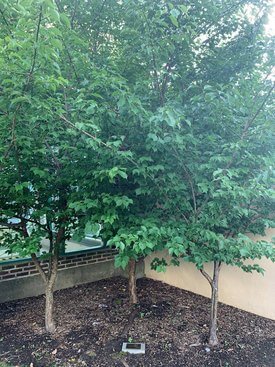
[{"xmin": 145, "ymin": 228, "xmax": 275, "ymax": 320}]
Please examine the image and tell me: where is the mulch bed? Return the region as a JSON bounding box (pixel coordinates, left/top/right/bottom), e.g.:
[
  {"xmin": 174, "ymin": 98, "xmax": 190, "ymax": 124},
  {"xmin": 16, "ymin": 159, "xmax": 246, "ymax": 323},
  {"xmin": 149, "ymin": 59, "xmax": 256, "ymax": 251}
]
[{"xmin": 0, "ymin": 277, "xmax": 274, "ymax": 367}]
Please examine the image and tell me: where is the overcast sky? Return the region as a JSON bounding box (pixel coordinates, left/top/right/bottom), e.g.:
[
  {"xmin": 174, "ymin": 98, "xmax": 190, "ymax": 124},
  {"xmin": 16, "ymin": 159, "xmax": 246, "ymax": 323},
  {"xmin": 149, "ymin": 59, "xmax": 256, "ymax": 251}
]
[{"xmin": 266, "ymin": 2, "xmax": 275, "ymax": 35}]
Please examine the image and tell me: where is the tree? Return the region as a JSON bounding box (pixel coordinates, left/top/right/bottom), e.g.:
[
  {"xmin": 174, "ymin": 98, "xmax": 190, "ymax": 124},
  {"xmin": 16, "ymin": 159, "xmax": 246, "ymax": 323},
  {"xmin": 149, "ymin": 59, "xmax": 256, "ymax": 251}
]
[
  {"xmin": 120, "ymin": 0, "xmax": 275, "ymax": 347},
  {"xmin": 64, "ymin": 0, "xmax": 275, "ymax": 312},
  {"xmin": 152, "ymin": 78, "xmax": 275, "ymax": 346},
  {"xmin": 69, "ymin": 87, "xmax": 170, "ymax": 305},
  {"xmin": 0, "ymin": 0, "xmax": 132, "ymax": 332},
  {"xmin": 1, "ymin": 0, "xmax": 274, "ymax": 340}
]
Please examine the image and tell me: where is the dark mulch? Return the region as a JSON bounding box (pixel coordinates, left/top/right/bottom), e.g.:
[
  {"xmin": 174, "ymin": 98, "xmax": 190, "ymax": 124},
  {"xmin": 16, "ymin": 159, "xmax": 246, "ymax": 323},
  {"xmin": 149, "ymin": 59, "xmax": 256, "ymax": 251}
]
[{"xmin": 0, "ymin": 277, "xmax": 274, "ymax": 367}]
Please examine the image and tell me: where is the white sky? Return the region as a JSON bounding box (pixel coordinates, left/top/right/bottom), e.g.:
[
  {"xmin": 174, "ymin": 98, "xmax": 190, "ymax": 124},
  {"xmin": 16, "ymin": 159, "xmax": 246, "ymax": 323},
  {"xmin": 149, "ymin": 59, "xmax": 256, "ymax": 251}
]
[{"xmin": 266, "ymin": 2, "xmax": 275, "ymax": 35}]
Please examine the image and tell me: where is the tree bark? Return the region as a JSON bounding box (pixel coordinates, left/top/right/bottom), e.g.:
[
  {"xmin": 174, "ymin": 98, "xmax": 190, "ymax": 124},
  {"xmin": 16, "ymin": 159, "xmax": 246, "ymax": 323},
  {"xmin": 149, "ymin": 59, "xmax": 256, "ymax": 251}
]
[
  {"xmin": 128, "ymin": 259, "xmax": 138, "ymax": 305},
  {"xmin": 45, "ymin": 282, "xmax": 55, "ymax": 333},
  {"xmin": 44, "ymin": 253, "xmax": 58, "ymax": 333},
  {"xmin": 209, "ymin": 261, "xmax": 221, "ymax": 347}
]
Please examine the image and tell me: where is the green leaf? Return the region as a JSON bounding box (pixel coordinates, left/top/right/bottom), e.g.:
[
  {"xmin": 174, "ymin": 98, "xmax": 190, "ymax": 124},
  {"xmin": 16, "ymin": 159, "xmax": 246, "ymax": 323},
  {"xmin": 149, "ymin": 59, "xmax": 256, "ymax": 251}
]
[
  {"xmin": 60, "ymin": 13, "xmax": 71, "ymax": 28},
  {"xmin": 115, "ymin": 254, "xmax": 130, "ymax": 270},
  {"xmin": 86, "ymin": 101, "xmax": 97, "ymax": 114},
  {"xmin": 240, "ymin": 248, "xmax": 249, "ymax": 257},
  {"xmin": 46, "ymin": 6, "xmax": 60, "ymax": 23},
  {"xmin": 31, "ymin": 168, "xmax": 47, "ymax": 178},
  {"xmin": 179, "ymin": 5, "xmax": 188, "ymax": 14},
  {"xmin": 51, "ymin": 39, "xmax": 63, "ymax": 49},
  {"xmin": 118, "ymin": 170, "xmax": 128, "ymax": 179},
  {"xmin": 169, "ymin": 15, "xmax": 179, "ymax": 27}
]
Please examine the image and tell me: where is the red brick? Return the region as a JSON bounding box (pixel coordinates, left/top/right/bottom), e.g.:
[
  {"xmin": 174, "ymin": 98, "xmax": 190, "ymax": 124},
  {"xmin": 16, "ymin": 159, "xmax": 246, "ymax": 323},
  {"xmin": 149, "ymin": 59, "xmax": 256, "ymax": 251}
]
[
  {"xmin": 10, "ymin": 268, "xmax": 23, "ymax": 273},
  {"xmin": 17, "ymin": 271, "xmax": 29, "ymax": 277},
  {"xmin": 2, "ymin": 265, "xmax": 16, "ymax": 270},
  {"xmin": 0, "ymin": 271, "xmax": 9, "ymax": 276},
  {"xmin": 76, "ymin": 261, "xmax": 87, "ymax": 265},
  {"xmin": 29, "ymin": 270, "xmax": 39, "ymax": 274},
  {"xmin": 23, "ymin": 266, "xmax": 36, "ymax": 271},
  {"xmin": 15, "ymin": 263, "xmax": 28, "ymax": 268},
  {"xmin": 2, "ymin": 274, "xmax": 17, "ymax": 279},
  {"xmin": 86, "ymin": 259, "xmax": 97, "ymax": 264}
]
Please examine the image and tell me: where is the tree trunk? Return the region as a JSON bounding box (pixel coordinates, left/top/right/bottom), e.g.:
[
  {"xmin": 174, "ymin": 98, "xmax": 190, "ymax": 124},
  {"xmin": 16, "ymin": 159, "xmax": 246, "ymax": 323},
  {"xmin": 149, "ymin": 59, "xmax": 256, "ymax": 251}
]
[
  {"xmin": 45, "ymin": 255, "xmax": 58, "ymax": 333},
  {"xmin": 45, "ymin": 282, "xmax": 55, "ymax": 333},
  {"xmin": 128, "ymin": 259, "xmax": 138, "ymax": 305},
  {"xmin": 209, "ymin": 261, "xmax": 221, "ymax": 347}
]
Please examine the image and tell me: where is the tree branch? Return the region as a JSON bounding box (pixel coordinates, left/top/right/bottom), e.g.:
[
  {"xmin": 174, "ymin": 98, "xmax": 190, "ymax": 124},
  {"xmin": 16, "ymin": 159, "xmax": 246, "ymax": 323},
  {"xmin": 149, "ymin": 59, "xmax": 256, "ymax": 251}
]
[
  {"xmin": 20, "ymin": 219, "xmax": 48, "ymax": 283},
  {"xmin": 60, "ymin": 114, "xmax": 110, "ymax": 148},
  {"xmin": 240, "ymin": 83, "xmax": 274, "ymax": 139},
  {"xmin": 23, "ymin": 6, "xmax": 43, "ymax": 91},
  {"xmin": 182, "ymin": 165, "xmax": 197, "ymax": 214},
  {"xmin": 226, "ymin": 82, "xmax": 274, "ymax": 169},
  {"xmin": 160, "ymin": 57, "xmax": 175, "ymax": 99},
  {"xmin": 46, "ymin": 218, "xmax": 54, "ymax": 274},
  {"xmin": 0, "ymin": 222, "xmax": 23, "ymax": 233},
  {"xmin": 31, "ymin": 253, "xmax": 47, "ymax": 283},
  {"xmin": 54, "ymin": 0, "xmax": 80, "ymax": 81},
  {"xmin": 200, "ymin": 267, "xmax": 213, "ymax": 286},
  {"xmin": 45, "ymin": 141, "xmax": 62, "ymax": 169},
  {"xmin": 0, "ymin": 7, "xmax": 12, "ymax": 35},
  {"xmin": 143, "ymin": 14, "xmax": 164, "ymax": 106},
  {"xmin": 15, "ymin": 216, "xmax": 47, "ymax": 230},
  {"xmin": 196, "ymin": 83, "xmax": 274, "ymax": 215},
  {"xmin": 60, "ymin": 115, "xmax": 154, "ymax": 179},
  {"xmin": 1, "ymin": 8, "xmax": 43, "ymax": 168},
  {"xmin": 70, "ymin": 0, "xmax": 78, "ymax": 29}
]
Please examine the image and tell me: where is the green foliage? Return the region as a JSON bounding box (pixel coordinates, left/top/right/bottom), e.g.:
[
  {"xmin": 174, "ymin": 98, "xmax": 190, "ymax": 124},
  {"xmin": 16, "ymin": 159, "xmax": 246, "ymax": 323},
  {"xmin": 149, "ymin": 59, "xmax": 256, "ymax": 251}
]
[
  {"xmin": 160, "ymin": 78, "xmax": 275, "ymax": 272},
  {"xmin": 0, "ymin": 0, "xmax": 274, "ymax": 280},
  {"xmin": 0, "ymin": 0, "xmax": 135, "ymax": 262}
]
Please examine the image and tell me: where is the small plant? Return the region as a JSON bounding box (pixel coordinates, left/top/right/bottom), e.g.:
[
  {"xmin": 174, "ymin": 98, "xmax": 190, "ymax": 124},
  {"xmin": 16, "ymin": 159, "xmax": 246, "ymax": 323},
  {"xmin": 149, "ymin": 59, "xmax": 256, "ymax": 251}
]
[{"xmin": 114, "ymin": 298, "xmax": 122, "ymax": 306}]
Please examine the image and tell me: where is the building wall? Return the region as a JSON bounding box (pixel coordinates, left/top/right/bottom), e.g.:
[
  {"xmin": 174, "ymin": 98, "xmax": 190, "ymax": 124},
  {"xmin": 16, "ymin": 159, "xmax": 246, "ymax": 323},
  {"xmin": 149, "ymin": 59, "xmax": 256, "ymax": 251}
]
[{"xmin": 145, "ymin": 228, "xmax": 275, "ymax": 320}]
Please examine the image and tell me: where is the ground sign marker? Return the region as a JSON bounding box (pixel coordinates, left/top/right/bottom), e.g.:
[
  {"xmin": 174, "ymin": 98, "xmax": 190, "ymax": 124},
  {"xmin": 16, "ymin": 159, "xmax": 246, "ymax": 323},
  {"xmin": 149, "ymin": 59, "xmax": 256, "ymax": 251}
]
[{"xmin": 122, "ymin": 342, "xmax": 145, "ymax": 354}]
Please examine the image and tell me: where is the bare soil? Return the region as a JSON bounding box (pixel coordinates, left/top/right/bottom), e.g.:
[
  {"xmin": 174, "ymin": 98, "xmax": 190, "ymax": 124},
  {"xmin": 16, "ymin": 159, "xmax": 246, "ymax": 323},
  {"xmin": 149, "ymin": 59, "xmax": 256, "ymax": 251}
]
[{"xmin": 0, "ymin": 277, "xmax": 274, "ymax": 367}]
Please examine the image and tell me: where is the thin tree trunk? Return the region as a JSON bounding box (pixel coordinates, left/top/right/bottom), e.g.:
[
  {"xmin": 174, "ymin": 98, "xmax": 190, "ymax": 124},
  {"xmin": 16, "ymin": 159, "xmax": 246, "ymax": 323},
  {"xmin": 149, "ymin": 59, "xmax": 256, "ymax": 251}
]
[
  {"xmin": 44, "ymin": 221, "xmax": 65, "ymax": 332},
  {"xmin": 31, "ymin": 252, "xmax": 58, "ymax": 333},
  {"xmin": 128, "ymin": 259, "xmax": 138, "ymax": 305},
  {"xmin": 45, "ymin": 282, "xmax": 55, "ymax": 333},
  {"xmin": 24, "ymin": 219, "xmax": 62, "ymax": 333},
  {"xmin": 209, "ymin": 261, "xmax": 221, "ymax": 347},
  {"xmin": 45, "ymin": 253, "xmax": 58, "ymax": 333}
]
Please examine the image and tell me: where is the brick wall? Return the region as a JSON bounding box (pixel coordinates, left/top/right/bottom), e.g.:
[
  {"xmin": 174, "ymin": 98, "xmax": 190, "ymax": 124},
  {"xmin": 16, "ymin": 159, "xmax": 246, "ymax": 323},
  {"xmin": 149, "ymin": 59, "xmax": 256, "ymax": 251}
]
[{"xmin": 0, "ymin": 248, "xmax": 117, "ymax": 281}]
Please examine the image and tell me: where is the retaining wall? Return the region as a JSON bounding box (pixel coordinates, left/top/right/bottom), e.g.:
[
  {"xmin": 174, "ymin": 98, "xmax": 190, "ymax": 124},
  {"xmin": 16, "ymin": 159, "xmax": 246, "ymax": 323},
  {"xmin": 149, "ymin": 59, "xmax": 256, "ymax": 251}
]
[{"xmin": 0, "ymin": 248, "xmax": 144, "ymax": 303}]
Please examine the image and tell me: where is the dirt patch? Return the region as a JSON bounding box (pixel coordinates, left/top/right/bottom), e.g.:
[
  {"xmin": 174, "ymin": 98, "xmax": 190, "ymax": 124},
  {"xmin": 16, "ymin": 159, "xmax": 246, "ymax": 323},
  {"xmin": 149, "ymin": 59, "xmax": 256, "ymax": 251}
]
[{"xmin": 0, "ymin": 277, "xmax": 274, "ymax": 366}]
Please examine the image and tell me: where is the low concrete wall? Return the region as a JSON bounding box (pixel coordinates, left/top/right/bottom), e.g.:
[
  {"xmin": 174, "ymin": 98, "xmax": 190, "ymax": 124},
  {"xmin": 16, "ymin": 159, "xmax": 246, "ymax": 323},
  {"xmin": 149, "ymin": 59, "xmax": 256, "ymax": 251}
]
[
  {"xmin": 145, "ymin": 229, "xmax": 275, "ymax": 320},
  {"xmin": 0, "ymin": 260, "xmax": 123, "ymax": 303},
  {"xmin": 0, "ymin": 249, "xmax": 144, "ymax": 303}
]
